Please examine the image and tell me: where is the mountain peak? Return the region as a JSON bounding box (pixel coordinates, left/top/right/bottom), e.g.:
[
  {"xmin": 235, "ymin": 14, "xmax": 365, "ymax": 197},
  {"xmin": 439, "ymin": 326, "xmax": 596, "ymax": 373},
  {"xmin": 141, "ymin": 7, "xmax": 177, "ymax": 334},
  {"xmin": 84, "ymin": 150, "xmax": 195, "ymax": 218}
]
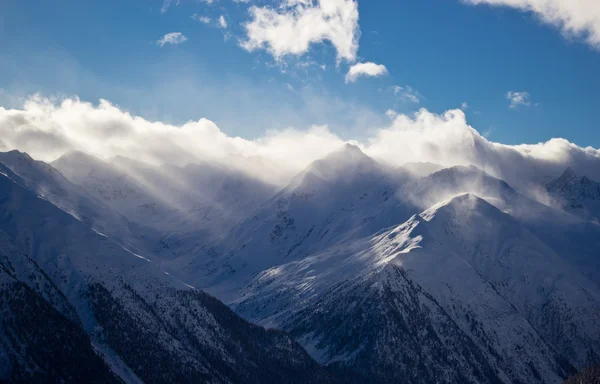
[
  {"xmin": 53, "ymin": 150, "xmax": 104, "ymax": 167},
  {"xmin": 561, "ymin": 166, "xmax": 577, "ymax": 180},
  {"xmin": 52, "ymin": 151, "xmax": 117, "ymax": 180},
  {"xmin": 547, "ymin": 166, "xmax": 578, "ymax": 193},
  {"xmin": 0, "ymin": 149, "xmax": 34, "ymax": 164},
  {"xmin": 0, "ymin": 150, "xmax": 62, "ymax": 178},
  {"xmin": 342, "ymin": 142, "xmax": 363, "ymax": 152},
  {"xmin": 314, "ymin": 143, "xmax": 376, "ymax": 169},
  {"xmin": 324, "ymin": 143, "xmax": 369, "ymax": 162},
  {"xmin": 420, "ymin": 193, "xmax": 507, "ymax": 225},
  {"xmin": 299, "ymin": 143, "xmax": 380, "ymax": 184}
]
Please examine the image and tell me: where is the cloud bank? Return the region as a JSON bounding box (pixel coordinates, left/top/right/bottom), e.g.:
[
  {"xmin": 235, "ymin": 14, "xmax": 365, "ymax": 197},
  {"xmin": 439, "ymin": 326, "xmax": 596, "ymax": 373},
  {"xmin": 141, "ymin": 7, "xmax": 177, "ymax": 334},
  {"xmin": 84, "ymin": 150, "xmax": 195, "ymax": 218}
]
[
  {"xmin": 1, "ymin": 95, "xmax": 600, "ymax": 190},
  {"xmin": 464, "ymin": 0, "xmax": 600, "ymax": 49}
]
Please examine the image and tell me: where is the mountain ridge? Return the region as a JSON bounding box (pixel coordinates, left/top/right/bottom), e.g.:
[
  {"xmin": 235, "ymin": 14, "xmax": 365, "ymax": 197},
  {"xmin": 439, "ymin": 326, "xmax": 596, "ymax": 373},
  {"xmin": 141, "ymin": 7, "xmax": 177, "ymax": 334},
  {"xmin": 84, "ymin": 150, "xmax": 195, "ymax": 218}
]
[{"xmin": 2, "ymin": 147, "xmax": 600, "ymax": 383}]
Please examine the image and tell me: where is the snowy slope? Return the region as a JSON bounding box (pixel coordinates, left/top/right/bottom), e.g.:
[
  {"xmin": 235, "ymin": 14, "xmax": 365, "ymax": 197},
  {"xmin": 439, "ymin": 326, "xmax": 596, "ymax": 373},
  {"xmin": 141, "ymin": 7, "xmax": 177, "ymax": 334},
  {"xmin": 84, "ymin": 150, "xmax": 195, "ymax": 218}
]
[
  {"xmin": 0, "ymin": 150, "xmax": 134, "ymax": 244},
  {"xmin": 0, "ymin": 168, "xmax": 338, "ymax": 383},
  {"xmin": 234, "ymin": 194, "xmax": 600, "ymax": 383},
  {"xmin": 398, "ymin": 164, "xmax": 600, "ymax": 286}
]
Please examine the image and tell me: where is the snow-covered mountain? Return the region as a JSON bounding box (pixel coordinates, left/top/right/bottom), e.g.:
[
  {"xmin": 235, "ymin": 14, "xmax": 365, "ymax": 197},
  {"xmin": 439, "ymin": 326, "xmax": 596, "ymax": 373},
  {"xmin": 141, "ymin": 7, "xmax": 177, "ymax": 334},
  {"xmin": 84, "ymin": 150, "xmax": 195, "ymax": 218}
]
[
  {"xmin": 546, "ymin": 167, "xmax": 600, "ymax": 222},
  {"xmin": 0, "ymin": 150, "xmax": 135, "ymax": 244},
  {"xmin": 0, "ymin": 164, "xmax": 339, "ymax": 383},
  {"xmin": 179, "ymin": 144, "xmax": 416, "ymax": 297},
  {"xmin": 53, "ymin": 151, "xmax": 277, "ymax": 260},
  {"xmin": 398, "ymin": 164, "xmax": 600, "ymax": 286},
  {"xmin": 2, "ymin": 145, "xmax": 600, "ymax": 383},
  {"xmin": 172, "ymin": 148, "xmax": 600, "ymax": 383},
  {"xmin": 52, "ymin": 151, "xmax": 187, "ymax": 230},
  {"xmin": 232, "ymin": 194, "xmax": 599, "ymax": 383}
]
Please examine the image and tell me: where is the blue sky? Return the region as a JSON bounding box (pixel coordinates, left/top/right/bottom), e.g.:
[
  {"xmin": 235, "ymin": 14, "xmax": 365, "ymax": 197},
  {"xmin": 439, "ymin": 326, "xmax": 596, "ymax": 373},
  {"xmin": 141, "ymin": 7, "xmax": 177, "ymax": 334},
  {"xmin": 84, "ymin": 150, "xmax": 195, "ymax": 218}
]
[{"xmin": 0, "ymin": 0, "xmax": 599, "ymax": 147}]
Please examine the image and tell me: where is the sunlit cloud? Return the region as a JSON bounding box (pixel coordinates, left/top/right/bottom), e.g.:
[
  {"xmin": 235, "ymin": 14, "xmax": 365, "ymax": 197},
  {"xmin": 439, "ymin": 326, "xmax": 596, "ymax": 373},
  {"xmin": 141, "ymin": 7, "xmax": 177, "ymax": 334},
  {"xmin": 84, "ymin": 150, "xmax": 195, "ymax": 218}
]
[
  {"xmin": 464, "ymin": 0, "xmax": 600, "ymax": 49},
  {"xmin": 241, "ymin": 0, "xmax": 360, "ymax": 62},
  {"xmin": 345, "ymin": 62, "xmax": 388, "ymax": 83},
  {"xmin": 2, "ymin": 95, "xmax": 600, "ymax": 189}
]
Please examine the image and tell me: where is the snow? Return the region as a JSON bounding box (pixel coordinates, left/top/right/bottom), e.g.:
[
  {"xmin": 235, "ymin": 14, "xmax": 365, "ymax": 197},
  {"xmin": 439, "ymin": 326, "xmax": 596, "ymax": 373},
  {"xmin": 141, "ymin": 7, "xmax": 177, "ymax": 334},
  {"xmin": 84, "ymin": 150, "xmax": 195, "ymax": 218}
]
[
  {"xmin": 119, "ymin": 246, "xmax": 151, "ymax": 262},
  {"xmin": 3, "ymin": 145, "xmax": 600, "ymax": 383}
]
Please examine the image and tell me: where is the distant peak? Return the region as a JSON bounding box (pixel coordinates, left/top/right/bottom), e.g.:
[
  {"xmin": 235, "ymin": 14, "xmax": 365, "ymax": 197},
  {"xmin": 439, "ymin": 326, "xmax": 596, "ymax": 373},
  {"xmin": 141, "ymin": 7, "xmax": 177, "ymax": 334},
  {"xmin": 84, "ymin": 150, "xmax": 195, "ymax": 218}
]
[
  {"xmin": 547, "ymin": 166, "xmax": 578, "ymax": 192},
  {"xmin": 53, "ymin": 150, "xmax": 106, "ymax": 168},
  {"xmin": 56, "ymin": 150, "xmax": 96, "ymax": 161},
  {"xmin": 323, "ymin": 143, "xmax": 370, "ymax": 162},
  {"xmin": 307, "ymin": 143, "xmax": 376, "ymax": 172},
  {"xmin": 343, "ymin": 143, "xmax": 362, "ymax": 152},
  {"xmin": 0, "ymin": 150, "xmax": 36, "ymax": 166},
  {"xmin": 561, "ymin": 166, "xmax": 577, "ymax": 180},
  {"xmin": 3, "ymin": 149, "xmax": 32, "ymax": 160},
  {"xmin": 288, "ymin": 143, "xmax": 380, "ymax": 189},
  {"xmin": 429, "ymin": 164, "xmax": 486, "ymax": 178}
]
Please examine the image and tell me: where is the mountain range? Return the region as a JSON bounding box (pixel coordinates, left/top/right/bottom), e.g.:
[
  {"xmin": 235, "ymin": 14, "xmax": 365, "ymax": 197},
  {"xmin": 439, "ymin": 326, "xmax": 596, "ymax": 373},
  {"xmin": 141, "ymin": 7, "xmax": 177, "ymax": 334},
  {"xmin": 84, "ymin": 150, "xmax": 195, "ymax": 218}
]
[{"xmin": 1, "ymin": 144, "xmax": 599, "ymax": 383}]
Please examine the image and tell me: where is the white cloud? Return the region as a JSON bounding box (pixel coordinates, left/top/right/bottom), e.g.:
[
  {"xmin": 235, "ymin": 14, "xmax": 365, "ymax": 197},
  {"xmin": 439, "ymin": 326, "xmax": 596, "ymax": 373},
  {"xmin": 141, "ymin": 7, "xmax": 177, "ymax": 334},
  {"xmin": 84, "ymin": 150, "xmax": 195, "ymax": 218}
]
[
  {"xmin": 192, "ymin": 14, "xmax": 212, "ymax": 24},
  {"xmin": 506, "ymin": 91, "xmax": 532, "ymax": 108},
  {"xmin": 241, "ymin": 0, "xmax": 360, "ymax": 62},
  {"xmin": 2, "ymin": 95, "xmax": 600, "ymax": 189},
  {"xmin": 461, "ymin": 102, "xmax": 469, "ymax": 110},
  {"xmin": 161, "ymin": 0, "xmax": 172, "ymax": 13},
  {"xmin": 218, "ymin": 15, "xmax": 228, "ymax": 29},
  {"xmin": 463, "ymin": 0, "xmax": 600, "ymax": 49},
  {"xmin": 393, "ymin": 85, "xmax": 422, "ymax": 104},
  {"xmin": 366, "ymin": 108, "xmax": 600, "ymax": 187},
  {"xmin": 385, "ymin": 109, "xmax": 398, "ymax": 119},
  {"xmin": 156, "ymin": 32, "xmax": 188, "ymax": 47},
  {"xmin": 160, "ymin": 0, "xmax": 180, "ymax": 13},
  {"xmin": 345, "ymin": 62, "xmax": 388, "ymax": 83}
]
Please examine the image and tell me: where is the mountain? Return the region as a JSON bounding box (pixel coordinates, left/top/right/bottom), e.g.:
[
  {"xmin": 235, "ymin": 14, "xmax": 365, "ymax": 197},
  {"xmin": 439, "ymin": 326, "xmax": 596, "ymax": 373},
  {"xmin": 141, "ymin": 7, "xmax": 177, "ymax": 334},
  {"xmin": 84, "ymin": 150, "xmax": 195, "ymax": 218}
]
[
  {"xmin": 4, "ymin": 146, "xmax": 600, "ymax": 384},
  {"xmin": 399, "ymin": 165, "xmax": 518, "ymax": 209},
  {"xmin": 0, "ymin": 150, "xmax": 135, "ymax": 245},
  {"xmin": 52, "ymin": 151, "xmax": 177, "ymax": 229},
  {"xmin": 398, "ymin": 164, "xmax": 600, "ymax": 286},
  {"xmin": 52, "ymin": 151, "xmax": 155, "ymax": 214},
  {"xmin": 400, "ymin": 161, "xmax": 445, "ymax": 178},
  {"xmin": 0, "ymin": 231, "xmax": 121, "ymax": 382},
  {"xmin": 547, "ymin": 167, "xmax": 600, "ymax": 222},
  {"xmin": 0, "ymin": 164, "xmax": 339, "ymax": 383},
  {"xmin": 234, "ymin": 194, "xmax": 599, "ymax": 383},
  {"xmin": 54, "ymin": 151, "xmax": 277, "ymax": 260},
  {"xmin": 186, "ymin": 158, "xmax": 600, "ymax": 383},
  {"xmin": 180, "ymin": 144, "xmax": 415, "ymax": 297}
]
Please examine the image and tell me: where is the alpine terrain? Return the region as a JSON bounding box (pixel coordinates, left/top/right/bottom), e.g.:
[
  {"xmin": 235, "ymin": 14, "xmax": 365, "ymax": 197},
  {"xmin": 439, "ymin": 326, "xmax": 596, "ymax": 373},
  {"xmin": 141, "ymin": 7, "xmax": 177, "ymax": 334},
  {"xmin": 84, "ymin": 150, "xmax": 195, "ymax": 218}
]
[{"xmin": 0, "ymin": 145, "xmax": 599, "ymax": 383}]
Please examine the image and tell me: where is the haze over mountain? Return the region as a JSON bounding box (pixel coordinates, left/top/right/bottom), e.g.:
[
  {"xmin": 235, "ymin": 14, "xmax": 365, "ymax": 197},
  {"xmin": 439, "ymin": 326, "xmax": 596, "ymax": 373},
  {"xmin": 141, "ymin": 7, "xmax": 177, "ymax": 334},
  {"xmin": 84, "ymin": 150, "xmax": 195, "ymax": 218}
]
[{"xmin": 0, "ymin": 155, "xmax": 339, "ymax": 383}]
